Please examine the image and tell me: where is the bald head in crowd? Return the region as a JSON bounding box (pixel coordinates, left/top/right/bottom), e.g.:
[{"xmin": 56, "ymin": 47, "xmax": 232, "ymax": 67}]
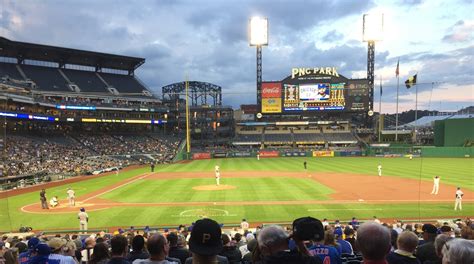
[
  {"xmin": 356, "ymin": 222, "xmax": 391, "ymax": 261},
  {"xmin": 397, "ymin": 231, "xmax": 419, "ymax": 253},
  {"xmin": 147, "ymin": 233, "xmax": 169, "ymax": 260}
]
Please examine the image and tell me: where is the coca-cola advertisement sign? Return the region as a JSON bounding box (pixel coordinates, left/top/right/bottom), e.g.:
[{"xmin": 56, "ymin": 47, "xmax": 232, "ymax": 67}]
[{"xmin": 262, "ymin": 82, "xmax": 282, "ymax": 98}]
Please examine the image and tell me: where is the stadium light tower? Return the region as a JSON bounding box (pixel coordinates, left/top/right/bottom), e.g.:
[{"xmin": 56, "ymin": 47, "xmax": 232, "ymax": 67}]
[
  {"xmin": 362, "ymin": 13, "xmax": 383, "ymax": 126},
  {"xmin": 249, "ymin": 17, "xmax": 268, "ymax": 107}
]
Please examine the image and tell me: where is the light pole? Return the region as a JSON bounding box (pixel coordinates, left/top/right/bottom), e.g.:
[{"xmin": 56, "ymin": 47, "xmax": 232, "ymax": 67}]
[
  {"xmin": 362, "ymin": 13, "xmax": 383, "ymax": 128},
  {"xmin": 249, "ymin": 17, "xmax": 268, "ymax": 109}
]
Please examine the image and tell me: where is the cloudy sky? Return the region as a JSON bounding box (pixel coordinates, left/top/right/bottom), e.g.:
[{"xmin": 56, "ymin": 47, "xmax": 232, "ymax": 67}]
[{"xmin": 1, "ymin": 0, "xmax": 472, "ymax": 113}]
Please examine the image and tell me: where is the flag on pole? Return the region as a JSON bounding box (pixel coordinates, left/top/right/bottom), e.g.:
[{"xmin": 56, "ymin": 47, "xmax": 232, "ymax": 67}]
[
  {"xmin": 380, "ymin": 78, "xmax": 383, "ymax": 96},
  {"xmin": 405, "ymin": 74, "xmax": 417, "ymax": 89},
  {"xmin": 395, "ymin": 59, "xmax": 399, "ymax": 77}
]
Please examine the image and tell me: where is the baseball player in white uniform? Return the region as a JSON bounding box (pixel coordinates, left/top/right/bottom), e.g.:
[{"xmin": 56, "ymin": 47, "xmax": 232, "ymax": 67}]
[
  {"xmin": 454, "ymin": 187, "xmax": 464, "ymax": 210},
  {"xmin": 67, "ymin": 188, "xmax": 75, "ymax": 206},
  {"xmin": 431, "ymin": 176, "xmax": 440, "ymax": 195},
  {"xmin": 215, "ymin": 165, "xmax": 220, "ymax": 186},
  {"xmin": 78, "ymin": 207, "xmax": 89, "ymax": 232},
  {"xmin": 377, "ymin": 164, "xmax": 382, "ymax": 177}
]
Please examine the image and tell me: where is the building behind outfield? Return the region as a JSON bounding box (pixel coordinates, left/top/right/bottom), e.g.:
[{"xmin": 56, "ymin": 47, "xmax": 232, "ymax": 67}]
[{"xmin": 434, "ymin": 117, "xmax": 474, "ymax": 147}]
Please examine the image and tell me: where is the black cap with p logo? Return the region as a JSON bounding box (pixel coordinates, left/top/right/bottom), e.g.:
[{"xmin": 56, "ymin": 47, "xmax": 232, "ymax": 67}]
[{"xmin": 189, "ymin": 218, "xmax": 223, "ymax": 256}]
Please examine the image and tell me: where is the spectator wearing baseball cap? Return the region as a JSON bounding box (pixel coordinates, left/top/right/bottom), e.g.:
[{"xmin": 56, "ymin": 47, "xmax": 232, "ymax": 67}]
[
  {"xmin": 47, "ymin": 238, "xmax": 76, "ymax": 264},
  {"xmin": 185, "ymin": 218, "xmax": 228, "ymax": 264},
  {"xmin": 19, "ymin": 237, "xmax": 40, "ymax": 264},
  {"xmin": 415, "ymin": 224, "xmax": 438, "ymax": 263},
  {"xmin": 258, "ymin": 222, "xmax": 321, "ymax": 264},
  {"xmin": 301, "ymin": 217, "xmax": 338, "ymax": 264},
  {"xmin": 29, "ymin": 243, "xmax": 51, "ymax": 264},
  {"xmin": 334, "ymin": 227, "xmax": 353, "ymax": 255}
]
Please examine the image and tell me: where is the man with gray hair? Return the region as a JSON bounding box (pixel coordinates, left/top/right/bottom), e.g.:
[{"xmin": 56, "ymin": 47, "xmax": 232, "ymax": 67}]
[
  {"xmin": 133, "ymin": 233, "xmax": 178, "ymax": 264},
  {"xmin": 356, "ymin": 222, "xmax": 391, "ymax": 263},
  {"xmin": 386, "ymin": 231, "xmax": 420, "ymax": 264},
  {"xmin": 441, "ymin": 238, "xmax": 474, "ymax": 264},
  {"xmin": 257, "ymin": 224, "xmax": 321, "ymax": 264}
]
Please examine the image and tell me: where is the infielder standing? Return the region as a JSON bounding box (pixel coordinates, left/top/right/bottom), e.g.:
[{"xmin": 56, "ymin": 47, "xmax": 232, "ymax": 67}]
[
  {"xmin": 215, "ymin": 165, "xmax": 220, "ymax": 186},
  {"xmin": 454, "ymin": 187, "xmax": 464, "ymax": 211},
  {"xmin": 67, "ymin": 187, "xmax": 75, "ymax": 206},
  {"xmin": 377, "ymin": 163, "xmax": 382, "ymax": 177},
  {"xmin": 431, "ymin": 176, "xmax": 440, "ymax": 195},
  {"xmin": 78, "ymin": 207, "xmax": 89, "ymax": 232}
]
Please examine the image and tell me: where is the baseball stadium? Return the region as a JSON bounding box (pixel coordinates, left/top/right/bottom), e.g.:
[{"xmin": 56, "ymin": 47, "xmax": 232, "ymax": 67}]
[
  {"xmin": 2, "ymin": 21, "xmax": 474, "ymax": 264},
  {"xmin": 0, "ymin": 36, "xmax": 472, "ymax": 235}
]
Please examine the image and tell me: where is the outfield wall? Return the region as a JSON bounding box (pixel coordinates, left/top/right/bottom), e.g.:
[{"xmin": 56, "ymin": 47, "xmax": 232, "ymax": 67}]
[
  {"xmin": 189, "ymin": 147, "xmax": 472, "ymax": 160},
  {"xmin": 421, "ymin": 147, "xmax": 473, "ymax": 157}
]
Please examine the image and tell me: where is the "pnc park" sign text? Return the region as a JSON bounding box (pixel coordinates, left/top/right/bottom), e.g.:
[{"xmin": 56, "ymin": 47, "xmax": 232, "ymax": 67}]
[{"xmin": 291, "ymin": 67, "xmax": 339, "ymax": 79}]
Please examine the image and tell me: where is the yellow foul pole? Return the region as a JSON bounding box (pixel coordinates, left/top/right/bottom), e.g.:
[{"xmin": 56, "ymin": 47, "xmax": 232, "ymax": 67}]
[{"xmin": 185, "ymin": 77, "xmax": 191, "ymax": 154}]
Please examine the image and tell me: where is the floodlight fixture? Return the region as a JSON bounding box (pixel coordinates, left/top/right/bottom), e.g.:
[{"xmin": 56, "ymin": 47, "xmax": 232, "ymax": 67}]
[
  {"xmin": 249, "ymin": 17, "xmax": 268, "ymax": 46},
  {"xmin": 363, "ymin": 13, "xmax": 384, "ymax": 42}
]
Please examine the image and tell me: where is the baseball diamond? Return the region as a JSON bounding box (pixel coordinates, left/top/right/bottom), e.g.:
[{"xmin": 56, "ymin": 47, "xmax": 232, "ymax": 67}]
[{"xmin": 1, "ymin": 157, "xmax": 472, "ymax": 231}]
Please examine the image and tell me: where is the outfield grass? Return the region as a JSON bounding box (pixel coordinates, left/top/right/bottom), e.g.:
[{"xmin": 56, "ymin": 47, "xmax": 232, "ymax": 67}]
[
  {"xmin": 102, "ymin": 178, "xmax": 333, "ymax": 203},
  {"xmin": 1, "ymin": 157, "xmax": 472, "ymax": 231}
]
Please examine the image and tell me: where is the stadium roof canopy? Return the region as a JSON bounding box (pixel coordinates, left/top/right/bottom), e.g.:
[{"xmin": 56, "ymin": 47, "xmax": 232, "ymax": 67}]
[{"xmin": 0, "ymin": 37, "xmax": 144, "ymax": 72}]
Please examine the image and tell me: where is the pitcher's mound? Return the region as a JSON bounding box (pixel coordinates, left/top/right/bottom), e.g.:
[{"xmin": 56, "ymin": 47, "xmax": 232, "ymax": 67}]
[{"xmin": 193, "ymin": 185, "xmax": 236, "ymax": 191}]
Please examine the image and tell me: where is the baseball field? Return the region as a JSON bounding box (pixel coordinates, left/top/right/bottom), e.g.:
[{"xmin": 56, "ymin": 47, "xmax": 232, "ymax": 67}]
[{"xmin": 1, "ymin": 157, "xmax": 473, "ymax": 232}]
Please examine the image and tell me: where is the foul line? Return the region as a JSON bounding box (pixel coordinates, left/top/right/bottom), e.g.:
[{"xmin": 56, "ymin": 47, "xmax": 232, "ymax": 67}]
[{"xmin": 81, "ymin": 173, "xmax": 151, "ymax": 202}]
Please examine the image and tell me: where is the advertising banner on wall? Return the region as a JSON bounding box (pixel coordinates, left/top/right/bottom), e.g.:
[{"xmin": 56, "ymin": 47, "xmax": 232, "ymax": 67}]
[
  {"xmin": 193, "ymin": 152, "xmax": 211, "ymax": 160},
  {"xmin": 262, "ymin": 82, "xmax": 282, "ymax": 98},
  {"xmin": 312, "ymin": 151, "xmax": 334, "ymax": 157},
  {"xmin": 258, "ymin": 150, "xmax": 280, "ymax": 157},
  {"xmin": 282, "ymin": 152, "xmax": 307, "ymax": 157},
  {"xmin": 233, "ymin": 152, "xmax": 252, "ymax": 157},
  {"xmin": 261, "ymin": 98, "xmax": 282, "ymax": 113}
]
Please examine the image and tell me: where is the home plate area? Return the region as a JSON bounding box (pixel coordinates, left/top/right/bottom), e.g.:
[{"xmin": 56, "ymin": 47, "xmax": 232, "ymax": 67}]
[{"xmin": 173, "ymin": 208, "xmax": 237, "ymax": 218}]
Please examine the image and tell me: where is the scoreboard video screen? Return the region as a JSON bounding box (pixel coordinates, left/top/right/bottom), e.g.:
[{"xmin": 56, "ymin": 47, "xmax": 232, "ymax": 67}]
[
  {"xmin": 283, "ymin": 83, "xmax": 345, "ymax": 111},
  {"xmin": 259, "ymin": 67, "xmax": 369, "ymax": 114}
]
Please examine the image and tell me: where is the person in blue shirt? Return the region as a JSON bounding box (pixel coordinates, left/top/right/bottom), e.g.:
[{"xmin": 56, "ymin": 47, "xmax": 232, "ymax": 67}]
[
  {"xmin": 334, "ymin": 227, "xmax": 353, "ymax": 256},
  {"xmin": 308, "ymin": 231, "xmax": 342, "ymax": 264},
  {"xmin": 19, "ymin": 237, "xmax": 40, "ymax": 264}
]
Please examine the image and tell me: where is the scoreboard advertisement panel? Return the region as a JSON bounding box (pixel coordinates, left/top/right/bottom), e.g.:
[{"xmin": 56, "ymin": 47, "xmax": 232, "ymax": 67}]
[{"xmin": 260, "ymin": 67, "xmax": 369, "ymax": 114}]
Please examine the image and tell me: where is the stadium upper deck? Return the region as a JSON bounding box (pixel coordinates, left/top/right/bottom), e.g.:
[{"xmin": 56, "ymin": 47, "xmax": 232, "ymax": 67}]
[{"xmin": 0, "ymin": 37, "xmax": 155, "ymax": 99}]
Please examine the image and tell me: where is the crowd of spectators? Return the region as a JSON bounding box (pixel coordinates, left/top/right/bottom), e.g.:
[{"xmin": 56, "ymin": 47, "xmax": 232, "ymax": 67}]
[
  {"xmin": 1, "ymin": 217, "xmax": 473, "ymax": 264},
  {"xmin": 4, "ymin": 133, "xmax": 180, "ymax": 179},
  {"xmin": 5, "ymin": 136, "xmax": 96, "ymax": 177},
  {"xmin": 76, "ymin": 134, "xmax": 180, "ymax": 158}
]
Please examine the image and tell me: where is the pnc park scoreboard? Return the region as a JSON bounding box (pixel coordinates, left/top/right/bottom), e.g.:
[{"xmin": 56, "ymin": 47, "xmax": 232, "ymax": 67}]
[{"xmin": 258, "ymin": 67, "xmax": 369, "ymax": 115}]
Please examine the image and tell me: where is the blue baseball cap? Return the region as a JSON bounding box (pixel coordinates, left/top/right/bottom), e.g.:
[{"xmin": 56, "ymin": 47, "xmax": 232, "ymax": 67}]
[
  {"xmin": 33, "ymin": 243, "xmax": 51, "ymax": 255},
  {"xmin": 28, "ymin": 237, "xmax": 40, "ymax": 249}
]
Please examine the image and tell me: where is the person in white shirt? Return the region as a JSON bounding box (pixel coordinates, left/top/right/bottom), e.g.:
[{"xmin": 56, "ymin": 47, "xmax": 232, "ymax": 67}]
[
  {"xmin": 377, "ymin": 164, "xmax": 382, "ymax": 177},
  {"xmin": 454, "ymin": 187, "xmax": 464, "ymax": 210},
  {"xmin": 215, "ymin": 165, "xmax": 220, "ymax": 186},
  {"xmin": 431, "ymin": 176, "xmax": 440, "ymax": 195},
  {"xmin": 240, "ymin": 219, "xmax": 249, "ymax": 231},
  {"xmin": 50, "ymin": 196, "xmax": 59, "ymax": 208},
  {"xmin": 373, "ymin": 216, "xmax": 381, "ymax": 224},
  {"xmin": 67, "ymin": 188, "xmax": 75, "ymax": 206},
  {"xmin": 78, "ymin": 208, "xmax": 89, "ymax": 231}
]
